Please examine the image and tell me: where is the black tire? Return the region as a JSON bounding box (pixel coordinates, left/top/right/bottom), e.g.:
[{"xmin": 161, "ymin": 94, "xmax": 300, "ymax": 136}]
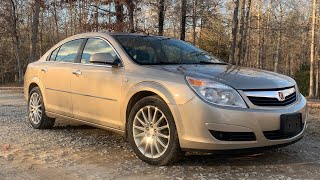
[
  {"xmin": 28, "ymin": 87, "xmax": 55, "ymax": 129},
  {"xmin": 127, "ymin": 95, "xmax": 184, "ymax": 165}
]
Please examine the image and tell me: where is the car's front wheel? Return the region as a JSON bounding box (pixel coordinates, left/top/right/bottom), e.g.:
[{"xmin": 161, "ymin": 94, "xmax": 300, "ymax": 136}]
[
  {"xmin": 28, "ymin": 87, "xmax": 55, "ymax": 129},
  {"xmin": 127, "ymin": 95, "xmax": 184, "ymax": 165}
]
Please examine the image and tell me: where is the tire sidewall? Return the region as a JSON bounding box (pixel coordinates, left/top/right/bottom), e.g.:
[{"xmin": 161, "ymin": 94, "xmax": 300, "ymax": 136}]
[
  {"xmin": 127, "ymin": 96, "xmax": 180, "ymax": 165},
  {"xmin": 28, "ymin": 87, "xmax": 46, "ymax": 129}
]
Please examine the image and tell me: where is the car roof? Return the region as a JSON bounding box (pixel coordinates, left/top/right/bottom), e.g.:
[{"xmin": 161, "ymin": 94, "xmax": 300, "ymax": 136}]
[
  {"xmin": 106, "ymin": 32, "xmax": 171, "ymax": 40},
  {"xmin": 62, "ymin": 32, "xmax": 172, "ymax": 42}
]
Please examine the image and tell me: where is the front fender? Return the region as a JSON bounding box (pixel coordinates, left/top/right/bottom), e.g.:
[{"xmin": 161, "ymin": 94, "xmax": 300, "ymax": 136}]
[
  {"xmin": 125, "ymin": 81, "xmax": 177, "ymax": 105},
  {"xmin": 121, "ymin": 81, "xmax": 177, "ymax": 128},
  {"xmin": 120, "ymin": 81, "xmax": 193, "ymax": 140}
]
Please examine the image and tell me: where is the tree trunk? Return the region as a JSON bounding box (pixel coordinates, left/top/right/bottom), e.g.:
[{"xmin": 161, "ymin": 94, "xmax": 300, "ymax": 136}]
[
  {"xmin": 242, "ymin": 0, "xmax": 251, "ymax": 66},
  {"xmin": 229, "ymin": 0, "xmax": 240, "ymax": 65},
  {"xmin": 237, "ymin": 0, "xmax": 246, "ymax": 65},
  {"xmin": 94, "ymin": 0, "xmax": 99, "ymax": 32},
  {"xmin": 10, "ymin": 0, "xmax": 23, "ymax": 83},
  {"xmin": 180, "ymin": 0, "xmax": 187, "ymax": 40},
  {"xmin": 40, "ymin": 10, "xmax": 43, "ymax": 56},
  {"xmin": 53, "ymin": 0, "xmax": 59, "ymax": 40},
  {"xmin": 116, "ymin": 1, "xmax": 124, "ymax": 23},
  {"xmin": 257, "ymin": 0, "xmax": 262, "ymax": 68},
  {"xmin": 309, "ymin": 0, "xmax": 316, "ymax": 97},
  {"xmin": 126, "ymin": 0, "xmax": 135, "ymax": 33},
  {"xmin": 30, "ymin": 0, "xmax": 41, "ymax": 63},
  {"xmin": 274, "ymin": 2, "xmax": 283, "ymax": 73},
  {"xmin": 264, "ymin": 0, "xmax": 272, "ymax": 69},
  {"xmin": 192, "ymin": 0, "xmax": 198, "ymax": 45},
  {"xmin": 158, "ymin": 0, "xmax": 165, "ymax": 35},
  {"xmin": 316, "ymin": 58, "xmax": 319, "ymax": 97}
]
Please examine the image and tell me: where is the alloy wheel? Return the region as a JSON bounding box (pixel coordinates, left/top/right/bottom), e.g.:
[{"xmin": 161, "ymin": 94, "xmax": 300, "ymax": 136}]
[
  {"xmin": 132, "ymin": 105, "xmax": 170, "ymax": 159},
  {"xmin": 29, "ymin": 92, "xmax": 42, "ymax": 125}
]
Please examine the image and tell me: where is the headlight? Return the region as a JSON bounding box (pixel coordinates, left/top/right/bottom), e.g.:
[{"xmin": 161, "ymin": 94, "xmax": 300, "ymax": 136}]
[{"xmin": 186, "ymin": 77, "xmax": 247, "ymax": 108}]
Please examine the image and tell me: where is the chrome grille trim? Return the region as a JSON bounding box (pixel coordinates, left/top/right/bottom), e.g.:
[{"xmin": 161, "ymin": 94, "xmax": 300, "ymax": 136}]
[
  {"xmin": 244, "ymin": 87, "xmax": 297, "ymax": 107},
  {"xmin": 244, "ymin": 87, "xmax": 295, "ymax": 100}
]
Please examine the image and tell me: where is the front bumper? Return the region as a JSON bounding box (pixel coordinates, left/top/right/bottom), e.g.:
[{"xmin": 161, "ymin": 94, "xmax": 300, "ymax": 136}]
[{"xmin": 173, "ymin": 94, "xmax": 307, "ymax": 151}]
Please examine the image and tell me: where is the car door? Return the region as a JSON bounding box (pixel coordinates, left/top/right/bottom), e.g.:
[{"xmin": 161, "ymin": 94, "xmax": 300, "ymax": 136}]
[
  {"xmin": 70, "ymin": 38, "xmax": 124, "ymax": 129},
  {"xmin": 42, "ymin": 39, "xmax": 84, "ymax": 117}
]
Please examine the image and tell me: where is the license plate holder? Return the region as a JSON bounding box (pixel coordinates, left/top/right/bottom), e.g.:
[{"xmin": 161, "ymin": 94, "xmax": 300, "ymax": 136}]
[{"xmin": 280, "ymin": 113, "xmax": 302, "ymax": 134}]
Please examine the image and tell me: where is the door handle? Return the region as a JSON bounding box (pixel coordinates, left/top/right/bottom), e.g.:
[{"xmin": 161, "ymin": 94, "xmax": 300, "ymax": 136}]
[
  {"xmin": 72, "ymin": 70, "xmax": 82, "ymax": 76},
  {"xmin": 41, "ymin": 67, "xmax": 48, "ymax": 73}
]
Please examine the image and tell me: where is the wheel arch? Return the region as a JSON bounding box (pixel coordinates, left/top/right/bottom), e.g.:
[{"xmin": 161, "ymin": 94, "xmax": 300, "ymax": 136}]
[
  {"xmin": 27, "ymin": 77, "xmax": 47, "ymax": 105},
  {"xmin": 122, "ymin": 82, "xmax": 178, "ymax": 138}
]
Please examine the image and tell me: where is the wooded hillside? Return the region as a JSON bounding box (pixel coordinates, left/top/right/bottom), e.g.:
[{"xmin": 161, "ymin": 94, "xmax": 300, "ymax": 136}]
[{"xmin": 0, "ymin": 0, "xmax": 317, "ymax": 96}]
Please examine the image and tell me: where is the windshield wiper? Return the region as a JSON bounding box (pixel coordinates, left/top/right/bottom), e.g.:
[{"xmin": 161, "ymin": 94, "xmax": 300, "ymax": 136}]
[
  {"xmin": 159, "ymin": 61, "xmax": 181, "ymax": 64},
  {"xmin": 198, "ymin": 61, "xmax": 228, "ymax": 65}
]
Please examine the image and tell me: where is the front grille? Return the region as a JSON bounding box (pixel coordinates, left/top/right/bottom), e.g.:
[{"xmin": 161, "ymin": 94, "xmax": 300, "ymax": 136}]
[
  {"xmin": 209, "ymin": 130, "xmax": 256, "ymax": 141},
  {"xmin": 245, "ymin": 88, "xmax": 297, "ymax": 106},
  {"xmin": 248, "ymin": 92, "xmax": 296, "ymax": 106},
  {"xmin": 263, "ymin": 125, "xmax": 303, "ymax": 140}
]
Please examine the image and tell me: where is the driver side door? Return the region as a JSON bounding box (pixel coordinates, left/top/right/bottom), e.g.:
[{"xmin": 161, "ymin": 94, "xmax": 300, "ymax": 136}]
[{"xmin": 70, "ymin": 38, "xmax": 124, "ymax": 129}]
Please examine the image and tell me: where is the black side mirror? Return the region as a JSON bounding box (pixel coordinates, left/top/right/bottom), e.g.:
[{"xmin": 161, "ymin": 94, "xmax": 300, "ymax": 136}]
[{"xmin": 90, "ymin": 53, "xmax": 121, "ymax": 67}]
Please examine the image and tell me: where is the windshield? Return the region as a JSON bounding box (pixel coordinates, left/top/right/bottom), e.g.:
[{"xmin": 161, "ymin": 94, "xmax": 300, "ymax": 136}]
[{"xmin": 113, "ymin": 35, "xmax": 226, "ymax": 65}]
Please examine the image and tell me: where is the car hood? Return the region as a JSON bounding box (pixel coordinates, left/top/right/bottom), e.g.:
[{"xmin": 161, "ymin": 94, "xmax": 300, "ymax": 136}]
[{"xmin": 147, "ymin": 64, "xmax": 296, "ymax": 90}]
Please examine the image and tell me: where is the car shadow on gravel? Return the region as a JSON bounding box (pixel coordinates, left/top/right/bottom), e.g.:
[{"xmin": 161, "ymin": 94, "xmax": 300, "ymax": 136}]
[
  {"xmin": 40, "ymin": 119, "xmax": 320, "ymax": 168},
  {"xmin": 175, "ymin": 143, "xmax": 319, "ymax": 167},
  {"xmin": 52, "ymin": 124, "xmax": 97, "ymax": 130}
]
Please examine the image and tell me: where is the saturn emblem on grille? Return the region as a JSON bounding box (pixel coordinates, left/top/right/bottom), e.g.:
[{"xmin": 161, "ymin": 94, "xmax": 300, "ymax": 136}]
[{"xmin": 278, "ymin": 91, "xmax": 285, "ymax": 101}]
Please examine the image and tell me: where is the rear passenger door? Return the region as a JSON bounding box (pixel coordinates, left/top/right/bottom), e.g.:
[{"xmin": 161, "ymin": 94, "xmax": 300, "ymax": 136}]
[
  {"xmin": 70, "ymin": 38, "xmax": 124, "ymax": 129},
  {"xmin": 42, "ymin": 39, "xmax": 84, "ymax": 117}
]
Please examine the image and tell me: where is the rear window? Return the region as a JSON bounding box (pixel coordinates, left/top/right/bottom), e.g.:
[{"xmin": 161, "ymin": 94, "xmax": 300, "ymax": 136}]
[
  {"xmin": 47, "ymin": 39, "xmax": 83, "ymax": 63},
  {"xmin": 56, "ymin": 39, "xmax": 83, "ymax": 63}
]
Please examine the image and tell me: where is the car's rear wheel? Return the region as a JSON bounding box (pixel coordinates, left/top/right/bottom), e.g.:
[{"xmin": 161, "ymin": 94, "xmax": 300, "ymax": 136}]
[
  {"xmin": 28, "ymin": 87, "xmax": 55, "ymax": 129},
  {"xmin": 127, "ymin": 95, "xmax": 184, "ymax": 165}
]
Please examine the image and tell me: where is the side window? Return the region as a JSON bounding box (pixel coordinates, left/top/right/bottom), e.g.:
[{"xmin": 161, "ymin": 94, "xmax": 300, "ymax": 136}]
[
  {"xmin": 48, "ymin": 47, "xmax": 60, "ymax": 61},
  {"xmin": 55, "ymin": 39, "xmax": 83, "ymax": 63},
  {"xmin": 81, "ymin": 38, "xmax": 117, "ymax": 64}
]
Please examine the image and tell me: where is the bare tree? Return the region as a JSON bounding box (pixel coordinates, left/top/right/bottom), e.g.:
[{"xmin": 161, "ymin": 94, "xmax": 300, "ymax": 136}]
[
  {"xmin": 237, "ymin": 0, "xmax": 246, "ymax": 65},
  {"xmin": 274, "ymin": 1, "xmax": 283, "ymax": 73},
  {"xmin": 158, "ymin": 0, "xmax": 165, "ymax": 35},
  {"xmin": 52, "ymin": 0, "xmax": 59, "ymax": 39},
  {"xmin": 126, "ymin": 0, "xmax": 135, "ymax": 33},
  {"xmin": 192, "ymin": 0, "xmax": 198, "ymax": 45},
  {"xmin": 29, "ymin": 0, "xmax": 41, "ymax": 63},
  {"xmin": 115, "ymin": 0, "xmax": 124, "ymax": 23},
  {"xmin": 229, "ymin": 0, "xmax": 240, "ymax": 65},
  {"xmin": 180, "ymin": 0, "xmax": 186, "ymax": 40},
  {"xmin": 9, "ymin": 0, "xmax": 23, "ymax": 83},
  {"xmin": 309, "ymin": 0, "xmax": 317, "ymax": 97},
  {"xmin": 241, "ymin": 0, "xmax": 251, "ymax": 66}
]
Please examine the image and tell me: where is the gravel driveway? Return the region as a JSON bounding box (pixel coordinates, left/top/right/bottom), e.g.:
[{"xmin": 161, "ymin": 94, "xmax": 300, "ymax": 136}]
[{"xmin": 0, "ymin": 89, "xmax": 320, "ymax": 180}]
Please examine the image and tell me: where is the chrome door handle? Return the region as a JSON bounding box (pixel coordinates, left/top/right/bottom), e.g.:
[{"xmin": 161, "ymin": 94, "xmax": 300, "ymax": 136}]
[
  {"xmin": 41, "ymin": 67, "xmax": 48, "ymax": 72},
  {"xmin": 72, "ymin": 70, "xmax": 82, "ymax": 75}
]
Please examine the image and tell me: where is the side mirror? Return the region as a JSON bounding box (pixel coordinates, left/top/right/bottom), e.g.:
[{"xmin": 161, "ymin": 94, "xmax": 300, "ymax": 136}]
[{"xmin": 89, "ymin": 53, "xmax": 121, "ymax": 67}]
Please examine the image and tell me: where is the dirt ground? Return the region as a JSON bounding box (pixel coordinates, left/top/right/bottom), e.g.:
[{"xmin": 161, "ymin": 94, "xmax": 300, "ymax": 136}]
[{"xmin": 0, "ymin": 89, "xmax": 320, "ymax": 180}]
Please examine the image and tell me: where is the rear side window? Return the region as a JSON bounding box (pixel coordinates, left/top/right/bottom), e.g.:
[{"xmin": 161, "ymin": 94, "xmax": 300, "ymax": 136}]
[
  {"xmin": 80, "ymin": 38, "xmax": 117, "ymax": 64},
  {"xmin": 55, "ymin": 39, "xmax": 83, "ymax": 63}
]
